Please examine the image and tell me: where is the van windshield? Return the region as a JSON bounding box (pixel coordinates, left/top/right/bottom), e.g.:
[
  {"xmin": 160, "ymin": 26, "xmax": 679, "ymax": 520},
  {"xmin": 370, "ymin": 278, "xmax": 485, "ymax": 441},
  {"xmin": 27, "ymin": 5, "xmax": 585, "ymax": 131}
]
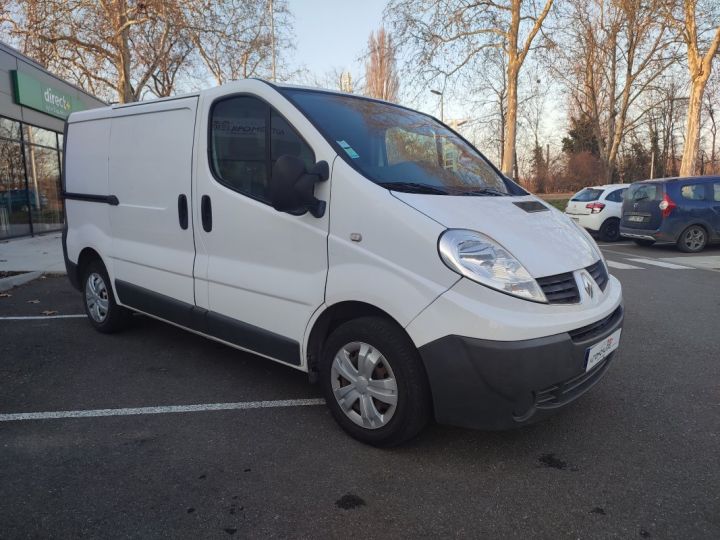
[{"xmin": 283, "ymin": 89, "xmax": 522, "ymax": 196}]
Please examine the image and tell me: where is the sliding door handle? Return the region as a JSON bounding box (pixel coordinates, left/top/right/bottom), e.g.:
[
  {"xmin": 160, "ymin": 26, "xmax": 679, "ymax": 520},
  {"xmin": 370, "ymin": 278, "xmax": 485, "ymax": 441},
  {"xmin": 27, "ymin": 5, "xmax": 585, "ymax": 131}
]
[
  {"xmin": 177, "ymin": 194, "xmax": 188, "ymax": 230},
  {"xmin": 201, "ymin": 195, "xmax": 212, "ymax": 232}
]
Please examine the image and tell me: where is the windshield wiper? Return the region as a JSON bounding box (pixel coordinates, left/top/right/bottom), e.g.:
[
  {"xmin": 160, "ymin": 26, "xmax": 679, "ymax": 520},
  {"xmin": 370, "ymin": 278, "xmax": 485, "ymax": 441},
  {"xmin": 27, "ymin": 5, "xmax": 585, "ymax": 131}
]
[
  {"xmin": 446, "ymin": 186, "xmax": 508, "ymax": 196},
  {"xmin": 377, "ymin": 182, "xmax": 451, "ymax": 195}
]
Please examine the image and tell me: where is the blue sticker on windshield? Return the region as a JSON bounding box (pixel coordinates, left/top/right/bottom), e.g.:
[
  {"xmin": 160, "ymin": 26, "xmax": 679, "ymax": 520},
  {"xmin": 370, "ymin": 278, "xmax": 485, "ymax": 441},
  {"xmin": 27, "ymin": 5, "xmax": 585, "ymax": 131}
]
[{"xmin": 337, "ymin": 139, "xmax": 359, "ymax": 159}]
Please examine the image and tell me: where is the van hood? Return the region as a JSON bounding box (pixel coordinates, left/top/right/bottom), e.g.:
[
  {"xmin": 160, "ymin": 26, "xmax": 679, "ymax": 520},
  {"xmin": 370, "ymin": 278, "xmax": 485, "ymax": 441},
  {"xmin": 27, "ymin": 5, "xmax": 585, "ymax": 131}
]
[{"xmin": 392, "ymin": 193, "xmax": 599, "ymax": 278}]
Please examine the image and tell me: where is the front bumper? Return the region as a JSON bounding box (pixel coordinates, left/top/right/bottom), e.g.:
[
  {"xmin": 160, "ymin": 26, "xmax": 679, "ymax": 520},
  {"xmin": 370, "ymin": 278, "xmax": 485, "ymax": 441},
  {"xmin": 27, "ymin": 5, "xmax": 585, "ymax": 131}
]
[{"xmin": 418, "ymin": 305, "xmax": 623, "ymax": 430}]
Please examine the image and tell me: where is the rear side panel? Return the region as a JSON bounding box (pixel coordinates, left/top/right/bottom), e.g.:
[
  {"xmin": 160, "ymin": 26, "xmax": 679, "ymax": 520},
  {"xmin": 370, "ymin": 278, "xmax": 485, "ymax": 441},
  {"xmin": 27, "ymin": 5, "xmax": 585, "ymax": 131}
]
[
  {"xmin": 666, "ymin": 181, "xmax": 718, "ymax": 241},
  {"xmin": 64, "ymin": 116, "xmax": 113, "ymax": 272}
]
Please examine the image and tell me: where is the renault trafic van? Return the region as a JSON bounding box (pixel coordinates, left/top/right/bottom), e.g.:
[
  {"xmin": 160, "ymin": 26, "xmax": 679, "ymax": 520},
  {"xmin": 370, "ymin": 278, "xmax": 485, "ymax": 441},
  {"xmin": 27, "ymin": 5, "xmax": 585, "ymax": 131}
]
[{"xmin": 62, "ymin": 80, "xmax": 623, "ymax": 446}]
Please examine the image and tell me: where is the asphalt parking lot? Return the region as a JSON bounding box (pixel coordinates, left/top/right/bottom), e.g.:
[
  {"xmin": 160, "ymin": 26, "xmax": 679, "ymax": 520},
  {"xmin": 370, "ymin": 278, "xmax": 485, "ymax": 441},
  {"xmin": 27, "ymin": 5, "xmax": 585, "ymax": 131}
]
[{"xmin": 1, "ymin": 242, "xmax": 719, "ymax": 539}]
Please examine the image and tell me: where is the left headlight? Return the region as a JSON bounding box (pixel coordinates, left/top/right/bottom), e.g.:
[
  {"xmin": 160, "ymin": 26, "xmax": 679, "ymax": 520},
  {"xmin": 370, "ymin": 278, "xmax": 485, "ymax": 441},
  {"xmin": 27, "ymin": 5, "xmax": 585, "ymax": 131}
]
[{"xmin": 438, "ymin": 229, "xmax": 547, "ymax": 303}]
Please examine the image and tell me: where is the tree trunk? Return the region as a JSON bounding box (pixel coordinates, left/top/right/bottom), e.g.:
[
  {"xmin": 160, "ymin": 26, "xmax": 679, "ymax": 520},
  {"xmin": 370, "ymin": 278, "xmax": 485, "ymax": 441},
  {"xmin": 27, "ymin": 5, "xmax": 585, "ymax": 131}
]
[
  {"xmin": 680, "ymin": 79, "xmax": 707, "ymax": 176},
  {"xmin": 116, "ymin": 0, "xmax": 134, "ymax": 103},
  {"xmin": 502, "ymin": 61, "xmax": 519, "ymax": 177}
]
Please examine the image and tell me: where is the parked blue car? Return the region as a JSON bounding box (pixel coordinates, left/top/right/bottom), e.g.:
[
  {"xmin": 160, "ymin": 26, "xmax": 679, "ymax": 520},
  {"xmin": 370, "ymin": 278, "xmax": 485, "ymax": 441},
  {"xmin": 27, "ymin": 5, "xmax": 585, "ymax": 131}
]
[{"xmin": 620, "ymin": 176, "xmax": 720, "ymax": 252}]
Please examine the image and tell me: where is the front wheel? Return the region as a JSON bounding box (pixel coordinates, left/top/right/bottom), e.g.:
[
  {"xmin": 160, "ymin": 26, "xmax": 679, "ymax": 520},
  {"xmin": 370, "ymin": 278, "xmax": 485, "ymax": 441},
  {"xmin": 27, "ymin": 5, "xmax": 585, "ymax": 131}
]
[
  {"xmin": 320, "ymin": 317, "xmax": 431, "ymax": 447},
  {"xmin": 677, "ymin": 225, "xmax": 707, "ymax": 253},
  {"xmin": 82, "ymin": 259, "xmax": 132, "ymax": 333}
]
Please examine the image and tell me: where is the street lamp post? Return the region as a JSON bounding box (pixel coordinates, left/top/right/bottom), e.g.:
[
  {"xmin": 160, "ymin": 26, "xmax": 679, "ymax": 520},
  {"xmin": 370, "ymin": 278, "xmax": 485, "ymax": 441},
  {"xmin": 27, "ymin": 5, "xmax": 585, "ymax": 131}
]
[{"xmin": 430, "ymin": 89, "xmax": 443, "ymax": 122}]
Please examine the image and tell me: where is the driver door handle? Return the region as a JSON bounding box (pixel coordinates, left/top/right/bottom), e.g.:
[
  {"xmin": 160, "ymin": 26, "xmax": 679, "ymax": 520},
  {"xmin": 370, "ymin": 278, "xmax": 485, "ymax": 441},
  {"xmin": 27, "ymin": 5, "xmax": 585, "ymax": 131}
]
[
  {"xmin": 177, "ymin": 194, "xmax": 188, "ymax": 230},
  {"xmin": 201, "ymin": 195, "xmax": 212, "ymax": 232}
]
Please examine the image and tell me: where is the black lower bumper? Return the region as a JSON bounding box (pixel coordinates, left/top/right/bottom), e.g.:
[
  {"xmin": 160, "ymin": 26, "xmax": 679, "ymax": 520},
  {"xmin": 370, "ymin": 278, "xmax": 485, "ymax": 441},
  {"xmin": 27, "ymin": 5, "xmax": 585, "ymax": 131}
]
[
  {"xmin": 620, "ymin": 226, "xmax": 675, "ymax": 243},
  {"xmin": 418, "ymin": 306, "xmax": 623, "ymax": 430},
  {"xmin": 61, "ymin": 224, "xmax": 81, "ymax": 291}
]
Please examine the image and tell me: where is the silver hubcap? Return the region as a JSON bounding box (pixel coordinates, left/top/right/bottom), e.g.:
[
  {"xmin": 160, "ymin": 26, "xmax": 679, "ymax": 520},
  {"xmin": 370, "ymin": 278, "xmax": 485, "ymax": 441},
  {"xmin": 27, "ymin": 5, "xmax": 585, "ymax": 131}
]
[
  {"xmin": 331, "ymin": 342, "xmax": 398, "ymax": 429},
  {"xmin": 85, "ymin": 272, "xmax": 109, "ymax": 323},
  {"xmin": 684, "ymin": 228, "xmax": 705, "ymax": 250}
]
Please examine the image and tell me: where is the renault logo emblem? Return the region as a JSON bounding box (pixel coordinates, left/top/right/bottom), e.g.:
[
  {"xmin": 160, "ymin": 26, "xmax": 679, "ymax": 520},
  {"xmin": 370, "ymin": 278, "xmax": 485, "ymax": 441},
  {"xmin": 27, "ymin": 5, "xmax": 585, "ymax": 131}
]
[{"xmin": 581, "ymin": 272, "xmax": 595, "ymax": 299}]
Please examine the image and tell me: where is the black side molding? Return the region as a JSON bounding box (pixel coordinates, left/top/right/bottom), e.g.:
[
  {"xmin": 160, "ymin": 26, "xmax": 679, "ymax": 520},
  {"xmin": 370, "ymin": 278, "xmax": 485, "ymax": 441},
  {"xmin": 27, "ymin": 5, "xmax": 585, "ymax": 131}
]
[
  {"xmin": 63, "ymin": 192, "xmax": 119, "ymax": 206},
  {"xmin": 114, "ymin": 280, "xmax": 301, "ymax": 366}
]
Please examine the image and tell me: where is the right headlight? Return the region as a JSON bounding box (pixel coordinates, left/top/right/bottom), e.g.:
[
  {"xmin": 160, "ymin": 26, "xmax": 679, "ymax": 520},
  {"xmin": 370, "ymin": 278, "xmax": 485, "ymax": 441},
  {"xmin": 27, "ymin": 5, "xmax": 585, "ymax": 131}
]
[{"xmin": 438, "ymin": 229, "xmax": 547, "ymax": 303}]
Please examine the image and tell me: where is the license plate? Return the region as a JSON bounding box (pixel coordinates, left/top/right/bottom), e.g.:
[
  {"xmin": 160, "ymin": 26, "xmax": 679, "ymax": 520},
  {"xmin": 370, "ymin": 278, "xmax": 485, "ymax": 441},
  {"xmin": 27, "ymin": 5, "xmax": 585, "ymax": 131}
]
[
  {"xmin": 627, "ymin": 215, "xmax": 645, "ymax": 222},
  {"xmin": 585, "ymin": 329, "xmax": 621, "ymax": 372},
  {"xmin": 571, "ymin": 217, "xmax": 580, "ymax": 222}
]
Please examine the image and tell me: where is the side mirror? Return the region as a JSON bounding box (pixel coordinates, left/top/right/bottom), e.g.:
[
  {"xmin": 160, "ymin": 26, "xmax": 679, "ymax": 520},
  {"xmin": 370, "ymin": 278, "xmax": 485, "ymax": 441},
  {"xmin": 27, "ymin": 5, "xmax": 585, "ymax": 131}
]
[{"xmin": 269, "ymin": 155, "xmax": 329, "ymax": 218}]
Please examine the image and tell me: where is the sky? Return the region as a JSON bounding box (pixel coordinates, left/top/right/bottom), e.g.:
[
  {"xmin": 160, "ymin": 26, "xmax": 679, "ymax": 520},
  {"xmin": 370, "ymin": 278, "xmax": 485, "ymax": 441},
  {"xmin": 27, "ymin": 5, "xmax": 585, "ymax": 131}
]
[{"xmin": 288, "ymin": 0, "xmax": 386, "ymax": 85}]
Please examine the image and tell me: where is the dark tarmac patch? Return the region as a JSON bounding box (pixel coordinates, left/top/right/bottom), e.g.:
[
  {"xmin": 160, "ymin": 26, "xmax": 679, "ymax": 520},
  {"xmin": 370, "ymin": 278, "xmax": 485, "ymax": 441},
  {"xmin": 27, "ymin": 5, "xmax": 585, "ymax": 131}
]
[
  {"xmin": 336, "ymin": 493, "xmax": 366, "ymax": 510},
  {"xmin": 538, "ymin": 453, "xmax": 567, "ymax": 470}
]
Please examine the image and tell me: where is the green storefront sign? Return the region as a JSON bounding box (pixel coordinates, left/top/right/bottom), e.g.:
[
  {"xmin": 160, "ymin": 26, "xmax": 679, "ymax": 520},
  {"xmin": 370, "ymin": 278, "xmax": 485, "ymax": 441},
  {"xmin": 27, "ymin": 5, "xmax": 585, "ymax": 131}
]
[{"xmin": 10, "ymin": 70, "xmax": 85, "ymax": 120}]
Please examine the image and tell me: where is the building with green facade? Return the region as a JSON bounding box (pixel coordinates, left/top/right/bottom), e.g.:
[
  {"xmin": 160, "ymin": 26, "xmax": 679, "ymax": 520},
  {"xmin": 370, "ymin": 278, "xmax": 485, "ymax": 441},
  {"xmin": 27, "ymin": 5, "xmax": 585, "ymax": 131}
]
[{"xmin": 1, "ymin": 42, "xmax": 105, "ymax": 239}]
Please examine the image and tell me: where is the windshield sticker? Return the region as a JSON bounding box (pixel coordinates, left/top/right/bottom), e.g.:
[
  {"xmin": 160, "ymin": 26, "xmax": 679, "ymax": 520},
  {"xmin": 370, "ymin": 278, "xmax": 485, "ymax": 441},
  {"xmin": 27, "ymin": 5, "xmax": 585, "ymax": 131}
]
[{"xmin": 337, "ymin": 140, "xmax": 360, "ymax": 159}]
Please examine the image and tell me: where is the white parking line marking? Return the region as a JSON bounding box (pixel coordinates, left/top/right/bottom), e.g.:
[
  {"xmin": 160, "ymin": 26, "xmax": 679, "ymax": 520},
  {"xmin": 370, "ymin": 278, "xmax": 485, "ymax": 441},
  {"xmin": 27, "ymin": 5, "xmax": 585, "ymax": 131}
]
[
  {"xmin": 0, "ymin": 398, "xmax": 326, "ymax": 422},
  {"xmin": 0, "ymin": 314, "xmax": 86, "ymax": 320},
  {"xmin": 625, "ymin": 258, "xmax": 694, "ymax": 270},
  {"xmin": 606, "ymin": 260, "xmax": 643, "ymax": 270}
]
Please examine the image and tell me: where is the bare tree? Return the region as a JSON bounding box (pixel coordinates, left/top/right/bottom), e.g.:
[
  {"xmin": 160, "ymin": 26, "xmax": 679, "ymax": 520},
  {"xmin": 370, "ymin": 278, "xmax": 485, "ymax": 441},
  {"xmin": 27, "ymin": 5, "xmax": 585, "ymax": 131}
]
[
  {"xmin": 182, "ymin": 0, "xmax": 292, "ymax": 85},
  {"xmin": 645, "ymin": 75, "xmax": 688, "ymax": 177},
  {"xmin": 2, "ymin": 0, "xmax": 184, "ymax": 103},
  {"xmin": 554, "ymin": 0, "xmax": 677, "ymax": 183},
  {"xmin": 1, "ymin": 0, "xmax": 295, "ymax": 102},
  {"xmin": 669, "ymin": 0, "xmax": 720, "ymax": 175},
  {"xmin": 386, "ymin": 0, "xmax": 554, "ymax": 177},
  {"xmin": 364, "ymin": 26, "xmax": 400, "ymax": 102},
  {"xmin": 704, "ymin": 70, "xmax": 720, "ymax": 172}
]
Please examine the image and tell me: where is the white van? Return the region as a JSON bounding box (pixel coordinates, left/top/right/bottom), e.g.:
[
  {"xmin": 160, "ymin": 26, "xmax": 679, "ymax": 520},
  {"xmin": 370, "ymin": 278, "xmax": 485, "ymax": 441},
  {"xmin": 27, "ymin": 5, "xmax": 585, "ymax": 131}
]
[{"xmin": 62, "ymin": 80, "xmax": 623, "ymax": 446}]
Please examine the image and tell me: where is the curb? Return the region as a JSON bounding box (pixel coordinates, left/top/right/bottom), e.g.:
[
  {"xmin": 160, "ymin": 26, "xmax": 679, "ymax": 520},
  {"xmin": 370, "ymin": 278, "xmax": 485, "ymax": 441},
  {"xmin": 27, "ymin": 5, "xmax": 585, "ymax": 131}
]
[{"xmin": 0, "ymin": 271, "xmax": 43, "ymax": 292}]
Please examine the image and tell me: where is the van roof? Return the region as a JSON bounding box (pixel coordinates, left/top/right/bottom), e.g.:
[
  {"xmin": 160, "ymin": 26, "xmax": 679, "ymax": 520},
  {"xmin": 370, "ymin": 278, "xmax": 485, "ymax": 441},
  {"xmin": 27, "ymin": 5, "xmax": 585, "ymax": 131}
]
[
  {"xmin": 634, "ymin": 175, "xmax": 720, "ymax": 184},
  {"xmin": 67, "ymin": 78, "xmax": 365, "ymax": 124}
]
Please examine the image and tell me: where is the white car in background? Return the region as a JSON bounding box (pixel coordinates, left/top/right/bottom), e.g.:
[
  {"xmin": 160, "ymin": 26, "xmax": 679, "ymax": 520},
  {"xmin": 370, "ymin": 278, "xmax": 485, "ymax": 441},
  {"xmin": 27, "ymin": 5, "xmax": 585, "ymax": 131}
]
[{"xmin": 565, "ymin": 184, "xmax": 628, "ymax": 242}]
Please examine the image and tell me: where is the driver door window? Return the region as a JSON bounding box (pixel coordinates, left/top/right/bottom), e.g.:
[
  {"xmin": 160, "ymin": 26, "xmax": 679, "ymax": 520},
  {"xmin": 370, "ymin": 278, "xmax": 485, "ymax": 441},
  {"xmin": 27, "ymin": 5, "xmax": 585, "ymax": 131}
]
[{"xmin": 210, "ymin": 96, "xmax": 314, "ymax": 204}]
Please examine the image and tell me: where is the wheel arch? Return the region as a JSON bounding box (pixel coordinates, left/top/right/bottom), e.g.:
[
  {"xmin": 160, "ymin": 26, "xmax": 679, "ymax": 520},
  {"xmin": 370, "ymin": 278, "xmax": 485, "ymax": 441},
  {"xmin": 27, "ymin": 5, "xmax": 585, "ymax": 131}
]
[
  {"xmin": 306, "ymin": 301, "xmax": 415, "ymax": 378},
  {"xmin": 76, "ymin": 247, "xmax": 105, "ymax": 281},
  {"xmin": 676, "ymin": 221, "xmax": 712, "ymax": 249}
]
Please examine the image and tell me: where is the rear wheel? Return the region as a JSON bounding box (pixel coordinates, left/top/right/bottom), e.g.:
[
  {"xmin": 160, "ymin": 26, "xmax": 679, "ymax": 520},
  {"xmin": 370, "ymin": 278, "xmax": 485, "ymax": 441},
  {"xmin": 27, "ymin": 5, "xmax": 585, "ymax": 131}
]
[
  {"xmin": 633, "ymin": 239, "xmax": 655, "ymax": 247},
  {"xmin": 82, "ymin": 259, "xmax": 132, "ymax": 333},
  {"xmin": 320, "ymin": 316, "xmax": 431, "ymax": 447},
  {"xmin": 599, "ymin": 218, "xmax": 621, "ymax": 242},
  {"xmin": 677, "ymin": 225, "xmax": 707, "ymax": 253}
]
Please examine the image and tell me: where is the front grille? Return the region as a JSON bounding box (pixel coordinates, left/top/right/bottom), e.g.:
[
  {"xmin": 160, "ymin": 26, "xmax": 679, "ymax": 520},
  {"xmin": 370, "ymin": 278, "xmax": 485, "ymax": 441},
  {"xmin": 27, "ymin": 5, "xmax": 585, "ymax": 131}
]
[
  {"xmin": 537, "ymin": 259, "xmax": 610, "ymax": 304},
  {"xmin": 537, "ymin": 272, "xmax": 579, "ymax": 304},
  {"xmin": 568, "ymin": 306, "xmax": 623, "ymax": 343},
  {"xmin": 535, "ymin": 355, "xmax": 613, "ymax": 408},
  {"xmin": 586, "ymin": 260, "xmax": 608, "ymax": 291}
]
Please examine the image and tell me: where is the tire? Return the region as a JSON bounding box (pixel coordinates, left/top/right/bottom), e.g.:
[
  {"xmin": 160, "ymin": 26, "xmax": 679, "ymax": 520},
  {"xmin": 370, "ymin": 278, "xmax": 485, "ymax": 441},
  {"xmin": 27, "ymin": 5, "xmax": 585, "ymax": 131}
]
[
  {"xmin": 82, "ymin": 259, "xmax": 132, "ymax": 333},
  {"xmin": 633, "ymin": 239, "xmax": 655, "ymax": 247},
  {"xmin": 320, "ymin": 316, "xmax": 432, "ymax": 447},
  {"xmin": 599, "ymin": 218, "xmax": 621, "ymax": 242},
  {"xmin": 676, "ymin": 225, "xmax": 707, "ymax": 253}
]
